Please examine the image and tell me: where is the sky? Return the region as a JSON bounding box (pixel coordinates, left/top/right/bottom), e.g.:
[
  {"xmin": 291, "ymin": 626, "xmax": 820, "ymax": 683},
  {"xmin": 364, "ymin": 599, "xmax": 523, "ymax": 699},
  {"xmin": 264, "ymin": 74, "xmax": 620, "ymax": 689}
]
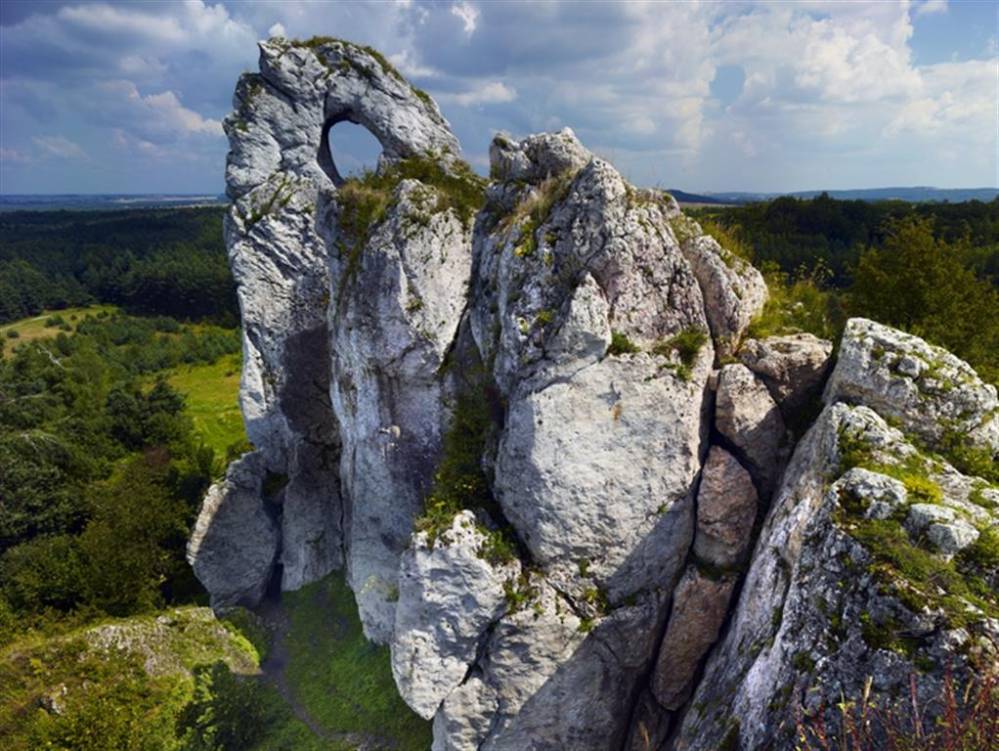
[{"xmin": 0, "ymin": 0, "xmax": 996, "ymax": 195}]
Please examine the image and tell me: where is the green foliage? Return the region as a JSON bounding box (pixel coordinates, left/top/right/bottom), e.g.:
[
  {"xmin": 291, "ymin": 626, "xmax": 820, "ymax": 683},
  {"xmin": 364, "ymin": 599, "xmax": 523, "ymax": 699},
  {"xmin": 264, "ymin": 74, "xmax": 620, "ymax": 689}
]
[
  {"xmin": 747, "ymin": 261, "xmax": 844, "ymax": 341},
  {"xmin": 504, "ymin": 172, "xmax": 576, "ymax": 254},
  {"xmin": 959, "ymin": 526, "xmax": 999, "ymax": 572},
  {"xmin": 77, "ymin": 453, "xmax": 194, "ymax": 616},
  {"xmin": 336, "ymin": 155, "xmax": 486, "ymax": 291},
  {"xmin": 850, "ymin": 217, "xmax": 999, "ymax": 384},
  {"xmin": 281, "ymin": 573, "xmax": 432, "ymax": 749},
  {"xmin": 843, "ymin": 517, "xmax": 997, "ymax": 626},
  {"xmin": 697, "ymin": 217, "xmax": 753, "ymax": 261},
  {"xmin": 608, "ymin": 330, "xmax": 640, "ymax": 355},
  {"xmin": 177, "ymin": 662, "xmax": 280, "ymax": 751},
  {"xmin": 0, "ymin": 311, "xmax": 240, "ymax": 635},
  {"xmin": 935, "ymin": 429, "xmax": 999, "ymax": 484},
  {"xmin": 414, "ymin": 391, "xmax": 494, "ymax": 544},
  {"xmin": 0, "ymin": 207, "xmax": 236, "ymax": 325},
  {"xmin": 0, "ymin": 606, "xmax": 267, "ymax": 751},
  {"xmin": 652, "ymin": 327, "xmax": 708, "ymax": 366}
]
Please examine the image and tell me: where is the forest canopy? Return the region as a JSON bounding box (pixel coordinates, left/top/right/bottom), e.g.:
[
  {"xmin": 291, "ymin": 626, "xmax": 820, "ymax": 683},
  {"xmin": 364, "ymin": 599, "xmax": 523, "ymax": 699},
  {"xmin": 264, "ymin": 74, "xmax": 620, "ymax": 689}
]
[{"xmin": 0, "ymin": 207, "xmax": 237, "ymax": 325}]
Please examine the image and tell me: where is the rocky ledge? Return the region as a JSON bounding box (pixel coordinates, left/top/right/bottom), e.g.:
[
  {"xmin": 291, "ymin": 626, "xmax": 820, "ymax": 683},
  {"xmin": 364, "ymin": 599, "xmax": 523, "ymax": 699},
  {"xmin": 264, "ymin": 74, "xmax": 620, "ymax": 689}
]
[{"xmin": 188, "ymin": 36, "xmax": 999, "ymax": 750}]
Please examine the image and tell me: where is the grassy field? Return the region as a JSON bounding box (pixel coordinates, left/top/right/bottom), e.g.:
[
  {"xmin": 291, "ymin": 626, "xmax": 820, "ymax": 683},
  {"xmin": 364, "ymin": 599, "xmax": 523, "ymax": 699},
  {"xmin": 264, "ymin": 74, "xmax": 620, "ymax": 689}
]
[
  {"xmin": 0, "ymin": 304, "xmax": 117, "ymax": 347},
  {"xmin": 165, "ymin": 351, "xmax": 246, "ymax": 455},
  {"xmin": 281, "ymin": 574, "xmax": 433, "ymax": 750}
]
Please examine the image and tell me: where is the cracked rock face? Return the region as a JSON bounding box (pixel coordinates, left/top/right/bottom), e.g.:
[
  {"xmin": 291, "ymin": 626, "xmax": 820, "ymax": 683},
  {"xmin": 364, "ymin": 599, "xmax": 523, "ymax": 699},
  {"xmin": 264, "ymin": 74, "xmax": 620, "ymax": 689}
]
[
  {"xmin": 651, "ymin": 565, "xmax": 737, "ymax": 710},
  {"xmin": 715, "ymin": 363, "xmax": 786, "ymax": 498},
  {"xmin": 673, "ymin": 398, "xmax": 999, "ymax": 751},
  {"xmin": 693, "ymin": 445, "xmax": 759, "ymax": 569},
  {"xmin": 677, "ymin": 233, "xmax": 767, "ymax": 359},
  {"xmin": 324, "ymin": 177, "xmax": 474, "ymax": 643},
  {"xmin": 192, "ymin": 37, "xmax": 467, "ymax": 631}
]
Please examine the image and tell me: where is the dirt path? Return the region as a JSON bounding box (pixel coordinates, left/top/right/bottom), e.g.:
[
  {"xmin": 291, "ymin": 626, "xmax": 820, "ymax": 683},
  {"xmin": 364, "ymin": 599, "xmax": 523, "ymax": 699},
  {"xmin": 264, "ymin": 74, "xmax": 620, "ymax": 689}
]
[
  {"xmin": 254, "ymin": 597, "xmax": 383, "ymax": 750},
  {"xmin": 255, "ymin": 597, "xmax": 335, "ymax": 742}
]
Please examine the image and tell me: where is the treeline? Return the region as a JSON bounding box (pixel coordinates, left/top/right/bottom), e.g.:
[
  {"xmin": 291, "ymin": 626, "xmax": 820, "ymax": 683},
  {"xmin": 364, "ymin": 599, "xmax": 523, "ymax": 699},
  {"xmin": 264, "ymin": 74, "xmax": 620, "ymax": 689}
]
[
  {"xmin": 693, "ymin": 194, "xmax": 999, "ymax": 286},
  {"xmin": 693, "ymin": 197, "xmax": 999, "ymax": 385},
  {"xmin": 0, "ymin": 312, "xmax": 243, "ymax": 641},
  {"xmin": 0, "ymin": 207, "xmax": 237, "ymax": 324}
]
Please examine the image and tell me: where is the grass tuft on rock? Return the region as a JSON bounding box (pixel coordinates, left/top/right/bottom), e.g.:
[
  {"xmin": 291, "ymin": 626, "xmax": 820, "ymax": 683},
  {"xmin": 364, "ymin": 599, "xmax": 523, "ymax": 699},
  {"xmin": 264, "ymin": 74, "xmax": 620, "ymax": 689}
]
[{"xmin": 608, "ymin": 331, "xmax": 640, "ymax": 356}]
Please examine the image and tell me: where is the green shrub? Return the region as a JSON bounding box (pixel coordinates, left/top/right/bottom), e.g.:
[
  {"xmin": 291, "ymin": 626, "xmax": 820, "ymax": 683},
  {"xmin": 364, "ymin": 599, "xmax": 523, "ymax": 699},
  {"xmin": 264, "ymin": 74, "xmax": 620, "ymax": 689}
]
[
  {"xmin": 748, "ymin": 261, "xmax": 844, "ymax": 341},
  {"xmin": 698, "ymin": 218, "xmax": 753, "ymax": 261},
  {"xmin": 177, "ymin": 662, "xmax": 280, "ymax": 751},
  {"xmin": 652, "ymin": 327, "xmax": 707, "ymax": 366},
  {"xmin": 608, "ymin": 331, "xmax": 640, "ymax": 355},
  {"xmin": 414, "ymin": 391, "xmax": 494, "ymax": 545}
]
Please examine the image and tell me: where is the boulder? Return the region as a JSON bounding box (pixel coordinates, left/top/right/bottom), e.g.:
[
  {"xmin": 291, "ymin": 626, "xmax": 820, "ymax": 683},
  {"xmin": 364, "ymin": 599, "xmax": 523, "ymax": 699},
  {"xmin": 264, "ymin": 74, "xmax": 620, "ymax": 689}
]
[
  {"xmin": 186, "ymin": 452, "xmax": 278, "ymax": 609},
  {"xmin": 693, "ymin": 446, "xmax": 759, "ymax": 569},
  {"xmin": 738, "ymin": 333, "xmax": 834, "ymax": 414},
  {"xmin": 678, "ymin": 233, "xmax": 767, "ymax": 358},
  {"xmin": 824, "ymin": 318, "xmax": 999, "ymax": 452},
  {"xmin": 715, "ymin": 364, "xmax": 786, "ymax": 497},
  {"xmin": 834, "ymin": 467, "xmax": 908, "ymax": 520},
  {"xmin": 671, "ymin": 402, "xmax": 999, "ymax": 751},
  {"xmin": 392, "ymin": 511, "xmax": 518, "ymax": 719},
  {"xmin": 651, "ymin": 565, "xmax": 737, "ymax": 710}
]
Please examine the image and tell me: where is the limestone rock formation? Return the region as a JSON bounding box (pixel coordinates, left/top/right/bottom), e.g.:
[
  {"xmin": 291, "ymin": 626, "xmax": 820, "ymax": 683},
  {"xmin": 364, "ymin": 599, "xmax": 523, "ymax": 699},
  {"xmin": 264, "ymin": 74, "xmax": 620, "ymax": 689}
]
[
  {"xmin": 677, "ymin": 233, "xmax": 767, "ymax": 358},
  {"xmin": 672, "ymin": 329, "xmax": 999, "ymax": 750},
  {"xmin": 651, "ymin": 566, "xmax": 737, "ymax": 710},
  {"xmin": 392, "ymin": 511, "xmax": 518, "ymax": 719},
  {"xmin": 693, "ymin": 446, "xmax": 759, "ymax": 569},
  {"xmin": 191, "ymin": 39, "xmax": 999, "ymax": 751}
]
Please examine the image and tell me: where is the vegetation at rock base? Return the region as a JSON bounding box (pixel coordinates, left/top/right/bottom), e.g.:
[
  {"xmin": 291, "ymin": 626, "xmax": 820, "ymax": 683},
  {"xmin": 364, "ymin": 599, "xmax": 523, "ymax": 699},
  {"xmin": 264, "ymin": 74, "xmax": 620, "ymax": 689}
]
[
  {"xmin": 652, "ymin": 327, "xmax": 709, "ymax": 380},
  {"xmin": 505, "ymin": 171, "xmax": 577, "ymax": 256},
  {"xmin": 745, "ymin": 259, "xmax": 845, "ymax": 342},
  {"xmin": 279, "ymin": 573, "xmax": 432, "ymax": 749},
  {"xmin": 796, "ymin": 672, "xmax": 999, "ymax": 751}
]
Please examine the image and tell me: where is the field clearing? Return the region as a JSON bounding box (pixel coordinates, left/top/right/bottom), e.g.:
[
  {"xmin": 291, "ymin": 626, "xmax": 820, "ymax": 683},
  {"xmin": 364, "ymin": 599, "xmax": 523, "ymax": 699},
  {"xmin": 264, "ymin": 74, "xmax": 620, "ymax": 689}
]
[
  {"xmin": 0, "ymin": 305, "xmax": 117, "ymax": 348},
  {"xmin": 165, "ymin": 352, "xmax": 245, "ymax": 455}
]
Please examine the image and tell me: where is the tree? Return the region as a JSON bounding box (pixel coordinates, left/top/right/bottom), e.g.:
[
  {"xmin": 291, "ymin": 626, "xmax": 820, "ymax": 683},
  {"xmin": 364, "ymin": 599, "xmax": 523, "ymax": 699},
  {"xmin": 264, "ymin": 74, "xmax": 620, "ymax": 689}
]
[{"xmin": 850, "ymin": 217, "xmax": 999, "ymax": 384}]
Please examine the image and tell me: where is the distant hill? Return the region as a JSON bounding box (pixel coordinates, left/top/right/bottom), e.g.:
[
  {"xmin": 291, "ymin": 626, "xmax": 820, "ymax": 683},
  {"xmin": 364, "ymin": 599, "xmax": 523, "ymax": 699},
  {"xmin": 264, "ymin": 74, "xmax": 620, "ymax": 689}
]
[
  {"xmin": 0, "ymin": 193, "xmax": 227, "ymax": 211},
  {"xmin": 667, "ymin": 189, "xmax": 732, "ymax": 205},
  {"xmin": 702, "ymin": 187, "xmax": 999, "ymax": 204}
]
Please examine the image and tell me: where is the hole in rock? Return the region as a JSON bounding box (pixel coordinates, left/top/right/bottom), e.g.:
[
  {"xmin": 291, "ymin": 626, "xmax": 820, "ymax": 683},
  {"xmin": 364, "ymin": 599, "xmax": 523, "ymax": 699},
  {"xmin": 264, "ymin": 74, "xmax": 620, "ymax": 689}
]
[{"xmin": 319, "ymin": 119, "xmax": 383, "ymax": 187}]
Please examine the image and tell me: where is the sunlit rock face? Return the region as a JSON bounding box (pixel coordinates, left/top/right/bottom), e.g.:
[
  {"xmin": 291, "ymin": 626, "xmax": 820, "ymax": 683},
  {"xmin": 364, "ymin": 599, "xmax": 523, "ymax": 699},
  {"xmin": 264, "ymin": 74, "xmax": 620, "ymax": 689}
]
[{"xmin": 191, "ymin": 36, "xmax": 999, "ymax": 751}]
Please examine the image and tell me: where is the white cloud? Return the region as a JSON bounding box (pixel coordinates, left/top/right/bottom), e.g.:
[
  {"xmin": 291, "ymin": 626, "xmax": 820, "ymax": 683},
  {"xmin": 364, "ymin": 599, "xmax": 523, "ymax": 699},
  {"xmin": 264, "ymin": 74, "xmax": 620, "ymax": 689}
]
[
  {"xmin": 32, "ymin": 135, "xmax": 89, "ymax": 160},
  {"xmin": 0, "ymin": 148, "xmax": 33, "ymax": 164},
  {"xmin": 268, "ymin": 22, "xmax": 287, "ymax": 38},
  {"xmin": 914, "ymin": 0, "xmax": 948, "ymax": 18},
  {"xmin": 443, "ymin": 81, "xmax": 517, "ymax": 107},
  {"xmin": 99, "ymin": 80, "xmax": 223, "ymax": 137},
  {"xmin": 450, "ymin": 2, "xmax": 479, "ymax": 35}
]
